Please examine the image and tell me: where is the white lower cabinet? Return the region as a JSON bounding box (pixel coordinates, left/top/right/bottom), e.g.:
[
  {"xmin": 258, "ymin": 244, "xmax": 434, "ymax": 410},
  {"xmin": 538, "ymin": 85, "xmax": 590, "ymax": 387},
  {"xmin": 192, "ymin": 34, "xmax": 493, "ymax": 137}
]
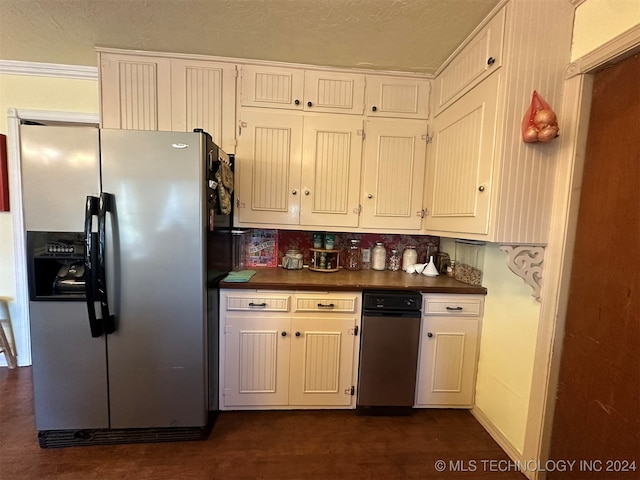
[
  {"xmin": 220, "ymin": 290, "xmax": 361, "ymax": 409},
  {"xmin": 415, "ymin": 294, "xmax": 484, "ymax": 408}
]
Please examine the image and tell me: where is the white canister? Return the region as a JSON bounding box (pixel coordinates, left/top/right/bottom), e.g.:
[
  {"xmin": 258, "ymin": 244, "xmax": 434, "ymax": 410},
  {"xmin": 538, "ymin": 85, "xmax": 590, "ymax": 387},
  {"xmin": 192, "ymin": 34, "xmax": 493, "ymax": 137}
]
[
  {"xmin": 371, "ymin": 242, "xmax": 386, "ymax": 271},
  {"xmin": 402, "ymin": 246, "xmax": 418, "ymax": 271}
]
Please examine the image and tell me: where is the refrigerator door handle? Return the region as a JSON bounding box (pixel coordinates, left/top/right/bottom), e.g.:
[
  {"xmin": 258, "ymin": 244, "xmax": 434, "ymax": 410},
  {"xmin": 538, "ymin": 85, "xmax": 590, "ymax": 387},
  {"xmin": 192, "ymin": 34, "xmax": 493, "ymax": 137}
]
[
  {"xmin": 98, "ymin": 192, "xmax": 116, "ymax": 334},
  {"xmin": 84, "ymin": 195, "xmax": 103, "ymax": 338}
]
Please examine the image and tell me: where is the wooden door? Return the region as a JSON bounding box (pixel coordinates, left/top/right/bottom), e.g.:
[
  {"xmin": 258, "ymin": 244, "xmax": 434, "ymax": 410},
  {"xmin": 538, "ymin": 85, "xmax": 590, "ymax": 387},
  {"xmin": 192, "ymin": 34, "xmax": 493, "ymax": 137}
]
[
  {"xmin": 299, "ymin": 115, "xmax": 363, "ymax": 227},
  {"xmin": 222, "ymin": 314, "xmax": 291, "ymax": 407},
  {"xmin": 360, "ymin": 118, "xmax": 427, "ymax": 230},
  {"xmin": 289, "ymin": 316, "xmax": 356, "ymax": 406},
  {"xmin": 547, "ymin": 53, "xmax": 640, "ymax": 473}
]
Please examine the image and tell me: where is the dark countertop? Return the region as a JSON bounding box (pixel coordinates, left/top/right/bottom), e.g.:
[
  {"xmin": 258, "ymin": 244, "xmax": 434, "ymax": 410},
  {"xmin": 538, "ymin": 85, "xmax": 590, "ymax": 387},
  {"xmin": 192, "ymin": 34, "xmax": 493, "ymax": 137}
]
[{"xmin": 219, "ymin": 267, "xmax": 487, "ymax": 294}]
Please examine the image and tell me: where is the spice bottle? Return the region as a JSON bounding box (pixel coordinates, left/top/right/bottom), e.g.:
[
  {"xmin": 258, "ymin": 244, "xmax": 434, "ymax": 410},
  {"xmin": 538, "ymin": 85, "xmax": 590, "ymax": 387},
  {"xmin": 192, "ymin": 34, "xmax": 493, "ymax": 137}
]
[{"xmin": 371, "ymin": 242, "xmax": 386, "ymax": 271}]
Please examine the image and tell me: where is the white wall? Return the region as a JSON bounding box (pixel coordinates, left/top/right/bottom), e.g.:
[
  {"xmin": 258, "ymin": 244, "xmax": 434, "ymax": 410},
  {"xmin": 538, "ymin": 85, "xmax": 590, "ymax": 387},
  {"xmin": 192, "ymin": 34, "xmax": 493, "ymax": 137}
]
[
  {"xmin": 571, "ymin": 0, "xmax": 640, "ymax": 61},
  {"xmin": 0, "ymin": 73, "xmax": 98, "ymax": 366},
  {"xmin": 441, "ymin": 237, "xmax": 540, "ymax": 454}
]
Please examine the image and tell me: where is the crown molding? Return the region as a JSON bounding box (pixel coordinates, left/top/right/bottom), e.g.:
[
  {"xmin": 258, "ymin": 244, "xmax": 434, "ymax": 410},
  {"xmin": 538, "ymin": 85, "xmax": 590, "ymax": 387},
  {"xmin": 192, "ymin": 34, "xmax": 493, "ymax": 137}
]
[{"xmin": 0, "ymin": 60, "xmax": 98, "ymax": 80}]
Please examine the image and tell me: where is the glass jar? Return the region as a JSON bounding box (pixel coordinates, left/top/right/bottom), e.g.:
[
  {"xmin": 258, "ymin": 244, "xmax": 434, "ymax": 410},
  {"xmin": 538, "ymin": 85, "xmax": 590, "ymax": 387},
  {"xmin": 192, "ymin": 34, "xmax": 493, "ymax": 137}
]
[
  {"xmin": 371, "ymin": 242, "xmax": 386, "ymax": 271},
  {"xmin": 282, "ymin": 248, "xmax": 303, "ymax": 269},
  {"xmin": 388, "ymin": 249, "xmax": 401, "ymax": 271},
  {"xmin": 454, "ymin": 240, "xmax": 485, "ymax": 285},
  {"xmin": 402, "ymin": 245, "xmax": 418, "ymax": 271},
  {"xmin": 345, "ymin": 239, "xmax": 362, "ymax": 271}
]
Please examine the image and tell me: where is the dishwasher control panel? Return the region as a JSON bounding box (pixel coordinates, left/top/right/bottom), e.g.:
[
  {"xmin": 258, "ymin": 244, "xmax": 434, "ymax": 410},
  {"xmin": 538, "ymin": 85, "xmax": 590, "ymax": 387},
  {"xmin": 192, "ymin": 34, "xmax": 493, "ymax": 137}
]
[{"xmin": 362, "ymin": 290, "xmax": 422, "ymax": 312}]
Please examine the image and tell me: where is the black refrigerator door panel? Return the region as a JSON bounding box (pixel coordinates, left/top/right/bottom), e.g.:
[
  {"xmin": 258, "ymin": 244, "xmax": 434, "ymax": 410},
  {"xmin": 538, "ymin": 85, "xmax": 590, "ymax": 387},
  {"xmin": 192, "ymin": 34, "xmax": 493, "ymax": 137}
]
[
  {"xmin": 99, "ymin": 129, "xmax": 208, "ymax": 429},
  {"xmin": 29, "ymin": 302, "xmax": 109, "ymax": 430}
]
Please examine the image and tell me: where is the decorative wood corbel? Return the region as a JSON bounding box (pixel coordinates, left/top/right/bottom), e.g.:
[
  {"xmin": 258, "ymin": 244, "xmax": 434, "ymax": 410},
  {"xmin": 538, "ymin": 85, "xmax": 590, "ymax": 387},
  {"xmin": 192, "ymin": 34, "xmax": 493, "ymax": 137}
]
[{"xmin": 499, "ymin": 245, "xmax": 545, "ymax": 302}]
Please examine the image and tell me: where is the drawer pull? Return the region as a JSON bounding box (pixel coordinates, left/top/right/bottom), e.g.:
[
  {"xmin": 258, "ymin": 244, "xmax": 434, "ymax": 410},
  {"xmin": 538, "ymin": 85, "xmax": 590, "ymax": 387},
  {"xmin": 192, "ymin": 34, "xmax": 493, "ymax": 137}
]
[
  {"xmin": 446, "ymin": 306, "xmax": 463, "ymax": 311},
  {"xmin": 317, "ymin": 303, "xmax": 335, "ymax": 309},
  {"xmin": 248, "ymin": 302, "xmax": 267, "ymax": 307}
]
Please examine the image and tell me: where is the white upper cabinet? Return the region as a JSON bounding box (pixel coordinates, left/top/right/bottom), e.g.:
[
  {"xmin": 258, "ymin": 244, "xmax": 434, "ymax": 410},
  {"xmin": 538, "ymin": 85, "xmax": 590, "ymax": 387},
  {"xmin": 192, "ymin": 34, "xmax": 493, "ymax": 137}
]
[
  {"xmin": 100, "ymin": 53, "xmax": 172, "ymax": 131},
  {"xmin": 360, "ymin": 118, "xmax": 428, "ymax": 230},
  {"xmin": 365, "ymin": 76, "xmax": 430, "ymax": 119},
  {"xmin": 303, "ymin": 71, "xmax": 365, "ymax": 114},
  {"xmin": 99, "ymin": 51, "xmax": 237, "ymax": 153},
  {"xmin": 432, "ymin": 7, "xmax": 505, "ymax": 115},
  {"xmin": 235, "ymin": 109, "xmax": 303, "ymax": 226},
  {"xmin": 424, "ymin": 73, "xmax": 500, "ymax": 236},
  {"xmin": 299, "ymin": 115, "xmax": 363, "ymax": 228},
  {"xmin": 423, "ymin": 0, "xmax": 574, "ymax": 243},
  {"xmin": 240, "ymin": 65, "xmax": 365, "ymax": 114},
  {"xmin": 170, "ymin": 58, "xmax": 237, "ymax": 150},
  {"xmin": 239, "ymin": 65, "xmax": 305, "ymax": 110},
  {"xmin": 235, "ymin": 109, "xmax": 363, "ymax": 228}
]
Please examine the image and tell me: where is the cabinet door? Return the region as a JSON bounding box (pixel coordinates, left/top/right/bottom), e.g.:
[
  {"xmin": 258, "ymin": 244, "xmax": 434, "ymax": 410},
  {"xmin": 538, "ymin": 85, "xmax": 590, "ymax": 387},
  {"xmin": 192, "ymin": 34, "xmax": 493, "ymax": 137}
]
[
  {"xmin": 366, "ymin": 76, "xmax": 430, "ymax": 119},
  {"xmin": 99, "ymin": 53, "xmax": 172, "ymax": 131},
  {"xmin": 222, "ymin": 314, "xmax": 291, "ymax": 407},
  {"xmin": 361, "ymin": 118, "xmax": 427, "ymax": 230},
  {"xmin": 240, "ymin": 65, "xmax": 304, "ymax": 110},
  {"xmin": 424, "ymin": 72, "xmax": 500, "ymax": 236},
  {"xmin": 170, "ymin": 59, "xmax": 237, "ymax": 152},
  {"xmin": 235, "ymin": 109, "xmax": 303, "ymax": 225},
  {"xmin": 303, "ymin": 71, "xmax": 365, "ymax": 114},
  {"xmin": 299, "ymin": 115, "xmax": 363, "ymax": 227},
  {"xmin": 432, "ymin": 7, "xmax": 505, "ymax": 113},
  {"xmin": 289, "ymin": 316, "xmax": 357, "ymax": 406},
  {"xmin": 415, "ymin": 316, "xmax": 480, "ymax": 407}
]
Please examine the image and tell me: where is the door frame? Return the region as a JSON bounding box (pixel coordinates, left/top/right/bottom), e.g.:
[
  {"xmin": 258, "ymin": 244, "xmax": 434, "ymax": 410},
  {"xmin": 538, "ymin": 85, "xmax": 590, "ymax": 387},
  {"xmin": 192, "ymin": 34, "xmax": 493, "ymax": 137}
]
[
  {"xmin": 6, "ymin": 108, "xmax": 98, "ymax": 366},
  {"xmin": 522, "ymin": 27, "xmax": 640, "ymax": 480}
]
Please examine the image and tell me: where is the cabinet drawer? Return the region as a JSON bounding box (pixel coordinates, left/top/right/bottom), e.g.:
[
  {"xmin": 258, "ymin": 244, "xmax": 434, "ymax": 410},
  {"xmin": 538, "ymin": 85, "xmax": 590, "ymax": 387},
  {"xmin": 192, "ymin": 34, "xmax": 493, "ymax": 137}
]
[
  {"xmin": 294, "ymin": 294, "xmax": 359, "ymax": 313},
  {"xmin": 225, "ymin": 294, "xmax": 291, "ymax": 312},
  {"xmin": 423, "ymin": 295, "xmax": 483, "ymax": 317}
]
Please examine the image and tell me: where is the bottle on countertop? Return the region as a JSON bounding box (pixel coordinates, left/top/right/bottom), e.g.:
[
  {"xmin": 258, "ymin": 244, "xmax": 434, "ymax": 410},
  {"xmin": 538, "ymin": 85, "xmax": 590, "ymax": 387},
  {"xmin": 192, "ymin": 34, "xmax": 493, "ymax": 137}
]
[
  {"xmin": 402, "ymin": 245, "xmax": 418, "ymax": 271},
  {"xmin": 371, "ymin": 242, "xmax": 386, "ymax": 271},
  {"xmin": 388, "ymin": 249, "xmax": 401, "ymax": 271},
  {"xmin": 345, "ymin": 239, "xmax": 361, "ymax": 271}
]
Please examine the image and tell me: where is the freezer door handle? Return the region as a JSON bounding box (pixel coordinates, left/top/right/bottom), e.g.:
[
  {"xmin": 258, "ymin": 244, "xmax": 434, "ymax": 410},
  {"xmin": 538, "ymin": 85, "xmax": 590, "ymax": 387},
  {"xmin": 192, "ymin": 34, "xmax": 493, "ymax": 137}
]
[
  {"xmin": 98, "ymin": 192, "xmax": 116, "ymax": 334},
  {"xmin": 84, "ymin": 195, "xmax": 103, "ymax": 338}
]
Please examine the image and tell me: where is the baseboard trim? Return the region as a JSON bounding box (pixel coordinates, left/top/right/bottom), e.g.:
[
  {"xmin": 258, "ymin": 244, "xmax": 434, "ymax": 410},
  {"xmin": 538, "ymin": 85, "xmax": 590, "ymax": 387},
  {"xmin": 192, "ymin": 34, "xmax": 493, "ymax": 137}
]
[{"xmin": 471, "ymin": 406, "xmax": 534, "ymax": 479}]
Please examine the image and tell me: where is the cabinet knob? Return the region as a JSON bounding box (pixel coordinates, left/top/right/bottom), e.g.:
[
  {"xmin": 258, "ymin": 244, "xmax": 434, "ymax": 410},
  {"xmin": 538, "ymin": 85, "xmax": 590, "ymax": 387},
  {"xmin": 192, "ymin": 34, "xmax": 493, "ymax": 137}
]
[
  {"xmin": 367, "ymin": 193, "xmax": 373, "ymax": 199},
  {"xmin": 427, "ymin": 332, "xmax": 433, "ymax": 338},
  {"xmin": 487, "ymin": 57, "xmax": 496, "ymax": 66},
  {"xmin": 281, "ymin": 331, "xmax": 287, "ymax": 337},
  {"xmin": 292, "ymin": 189, "xmax": 297, "ymax": 195},
  {"xmin": 294, "ymin": 99, "xmax": 300, "ymax": 105},
  {"xmin": 372, "ymin": 106, "xmax": 377, "ymax": 112},
  {"xmin": 307, "ymin": 101, "xmax": 313, "ymax": 107},
  {"xmin": 478, "ymin": 185, "xmax": 485, "ymax": 192},
  {"xmin": 304, "ymin": 189, "xmax": 310, "ymax": 196},
  {"xmin": 295, "ymin": 331, "xmax": 301, "ymax": 337}
]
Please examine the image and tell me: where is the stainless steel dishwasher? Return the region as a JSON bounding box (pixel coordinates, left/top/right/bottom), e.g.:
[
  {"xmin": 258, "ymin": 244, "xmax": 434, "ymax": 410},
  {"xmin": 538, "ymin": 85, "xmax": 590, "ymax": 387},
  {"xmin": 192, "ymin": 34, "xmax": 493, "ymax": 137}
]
[{"xmin": 357, "ymin": 290, "xmax": 422, "ymax": 414}]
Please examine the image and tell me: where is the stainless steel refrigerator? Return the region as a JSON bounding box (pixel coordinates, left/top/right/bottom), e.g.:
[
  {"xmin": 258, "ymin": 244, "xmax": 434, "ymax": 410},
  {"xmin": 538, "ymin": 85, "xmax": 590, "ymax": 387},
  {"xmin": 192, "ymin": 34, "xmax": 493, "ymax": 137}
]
[{"xmin": 21, "ymin": 125, "xmax": 226, "ymax": 447}]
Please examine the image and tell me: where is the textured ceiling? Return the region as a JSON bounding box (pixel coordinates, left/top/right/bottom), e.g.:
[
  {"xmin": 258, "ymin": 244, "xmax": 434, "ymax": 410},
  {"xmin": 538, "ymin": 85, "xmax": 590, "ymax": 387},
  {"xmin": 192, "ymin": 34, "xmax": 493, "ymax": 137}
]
[{"xmin": 0, "ymin": 0, "xmax": 501, "ymax": 74}]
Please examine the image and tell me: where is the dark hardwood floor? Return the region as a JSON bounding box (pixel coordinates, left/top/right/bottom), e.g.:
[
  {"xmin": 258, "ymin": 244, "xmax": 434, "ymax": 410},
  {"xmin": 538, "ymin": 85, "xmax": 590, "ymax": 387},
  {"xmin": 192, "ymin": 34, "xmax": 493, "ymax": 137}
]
[{"xmin": 1, "ymin": 367, "xmax": 525, "ymax": 479}]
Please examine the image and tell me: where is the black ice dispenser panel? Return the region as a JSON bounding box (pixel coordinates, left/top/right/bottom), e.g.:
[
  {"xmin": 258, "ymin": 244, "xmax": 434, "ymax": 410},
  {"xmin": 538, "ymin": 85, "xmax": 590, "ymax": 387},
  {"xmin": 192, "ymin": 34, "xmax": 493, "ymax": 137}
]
[{"xmin": 27, "ymin": 231, "xmax": 94, "ymax": 301}]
